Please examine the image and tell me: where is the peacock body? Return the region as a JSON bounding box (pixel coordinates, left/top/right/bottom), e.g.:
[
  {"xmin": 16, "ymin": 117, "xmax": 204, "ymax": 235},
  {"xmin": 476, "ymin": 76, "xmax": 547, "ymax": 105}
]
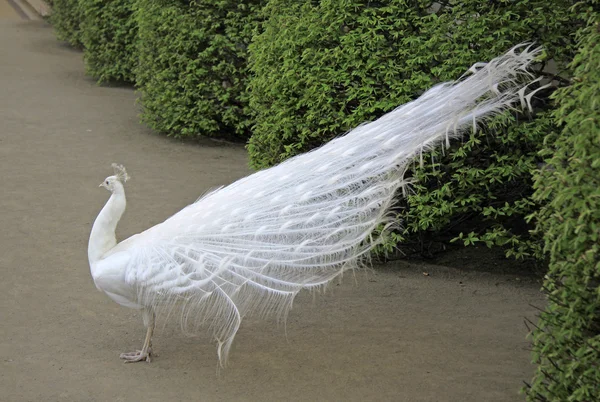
[{"xmin": 88, "ymin": 45, "xmax": 545, "ymax": 364}]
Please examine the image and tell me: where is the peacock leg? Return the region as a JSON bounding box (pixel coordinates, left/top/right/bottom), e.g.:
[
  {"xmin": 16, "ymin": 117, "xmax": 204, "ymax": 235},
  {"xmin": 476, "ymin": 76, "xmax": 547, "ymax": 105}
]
[{"xmin": 119, "ymin": 308, "xmax": 155, "ymax": 363}]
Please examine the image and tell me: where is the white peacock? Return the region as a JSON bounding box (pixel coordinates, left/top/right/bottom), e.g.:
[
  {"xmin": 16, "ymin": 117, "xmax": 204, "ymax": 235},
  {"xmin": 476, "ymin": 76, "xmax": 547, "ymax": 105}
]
[{"xmin": 88, "ymin": 45, "xmax": 547, "ymax": 364}]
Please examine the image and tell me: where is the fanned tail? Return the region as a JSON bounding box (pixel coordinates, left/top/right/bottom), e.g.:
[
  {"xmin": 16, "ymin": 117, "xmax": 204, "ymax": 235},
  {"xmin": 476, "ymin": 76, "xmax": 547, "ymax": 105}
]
[{"xmin": 122, "ymin": 44, "xmax": 546, "ymax": 365}]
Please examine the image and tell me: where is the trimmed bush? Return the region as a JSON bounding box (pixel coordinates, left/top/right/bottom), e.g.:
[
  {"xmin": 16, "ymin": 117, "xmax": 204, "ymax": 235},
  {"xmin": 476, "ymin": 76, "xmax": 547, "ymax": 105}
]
[
  {"xmin": 50, "ymin": 0, "xmax": 83, "ymax": 48},
  {"xmin": 79, "ymin": 0, "xmax": 138, "ymax": 84},
  {"xmin": 247, "ymin": 0, "xmax": 581, "ymax": 258},
  {"xmin": 135, "ymin": 0, "xmax": 265, "ymax": 140},
  {"xmin": 526, "ymin": 5, "xmax": 600, "ymax": 400}
]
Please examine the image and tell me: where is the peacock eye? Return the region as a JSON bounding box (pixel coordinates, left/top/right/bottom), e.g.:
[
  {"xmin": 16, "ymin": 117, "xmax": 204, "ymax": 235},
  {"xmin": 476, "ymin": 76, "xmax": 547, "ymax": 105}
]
[{"xmin": 106, "ymin": 180, "xmax": 109, "ymax": 185}]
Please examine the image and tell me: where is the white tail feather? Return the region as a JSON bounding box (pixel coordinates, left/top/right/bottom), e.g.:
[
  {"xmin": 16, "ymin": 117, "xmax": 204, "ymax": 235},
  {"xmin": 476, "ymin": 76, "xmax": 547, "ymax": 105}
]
[{"xmin": 108, "ymin": 44, "xmax": 542, "ymax": 365}]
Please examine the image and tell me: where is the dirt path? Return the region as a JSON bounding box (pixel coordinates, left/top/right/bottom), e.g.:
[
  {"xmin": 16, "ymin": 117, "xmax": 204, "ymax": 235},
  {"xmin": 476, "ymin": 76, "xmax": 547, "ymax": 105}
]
[
  {"xmin": 0, "ymin": 20, "xmax": 543, "ymax": 402},
  {"xmin": 0, "ymin": 0, "xmax": 22, "ymax": 20}
]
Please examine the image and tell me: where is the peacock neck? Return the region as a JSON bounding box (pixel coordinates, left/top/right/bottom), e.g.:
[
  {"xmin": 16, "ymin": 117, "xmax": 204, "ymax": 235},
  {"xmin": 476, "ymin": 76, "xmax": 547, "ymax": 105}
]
[{"xmin": 88, "ymin": 186, "xmax": 126, "ymax": 264}]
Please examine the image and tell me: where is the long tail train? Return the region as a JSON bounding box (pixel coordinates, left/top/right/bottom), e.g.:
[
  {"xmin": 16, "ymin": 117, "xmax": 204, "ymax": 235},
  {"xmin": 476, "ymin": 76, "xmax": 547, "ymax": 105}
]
[{"xmin": 110, "ymin": 44, "xmax": 547, "ymax": 364}]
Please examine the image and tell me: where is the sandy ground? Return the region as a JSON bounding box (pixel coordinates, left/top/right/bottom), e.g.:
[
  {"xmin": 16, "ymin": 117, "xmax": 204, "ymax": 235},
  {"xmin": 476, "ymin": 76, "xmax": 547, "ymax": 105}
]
[
  {"xmin": 0, "ymin": 0, "xmax": 21, "ymax": 20},
  {"xmin": 0, "ymin": 19, "xmax": 545, "ymax": 402}
]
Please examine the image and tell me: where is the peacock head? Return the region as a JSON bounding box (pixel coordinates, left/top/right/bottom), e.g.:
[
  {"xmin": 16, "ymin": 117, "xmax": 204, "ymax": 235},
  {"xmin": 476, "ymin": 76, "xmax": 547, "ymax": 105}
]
[{"xmin": 99, "ymin": 163, "xmax": 130, "ymax": 192}]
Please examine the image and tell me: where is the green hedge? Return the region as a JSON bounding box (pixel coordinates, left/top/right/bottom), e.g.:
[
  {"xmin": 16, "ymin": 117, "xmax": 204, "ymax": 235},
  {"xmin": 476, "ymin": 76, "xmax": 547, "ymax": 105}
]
[
  {"xmin": 79, "ymin": 0, "xmax": 138, "ymax": 84},
  {"xmin": 526, "ymin": 5, "xmax": 600, "ymax": 400},
  {"xmin": 135, "ymin": 0, "xmax": 265, "ymax": 140},
  {"xmin": 247, "ymin": 0, "xmax": 581, "ymax": 258},
  {"xmin": 50, "ymin": 0, "xmax": 83, "ymax": 48},
  {"xmin": 49, "ymin": 0, "xmax": 137, "ymax": 84}
]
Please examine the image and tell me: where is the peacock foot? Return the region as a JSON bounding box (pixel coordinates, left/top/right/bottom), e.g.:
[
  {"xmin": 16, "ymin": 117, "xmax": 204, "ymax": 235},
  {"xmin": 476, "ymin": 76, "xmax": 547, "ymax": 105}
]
[{"xmin": 119, "ymin": 348, "xmax": 152, "ymax": 363}]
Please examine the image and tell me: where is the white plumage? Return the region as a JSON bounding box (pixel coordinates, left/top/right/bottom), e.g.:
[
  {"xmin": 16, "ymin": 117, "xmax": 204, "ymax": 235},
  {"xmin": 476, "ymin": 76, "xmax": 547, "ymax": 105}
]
[{"xmin": 88, "ymin": 45, "xmax": 545, "ymax": 364}]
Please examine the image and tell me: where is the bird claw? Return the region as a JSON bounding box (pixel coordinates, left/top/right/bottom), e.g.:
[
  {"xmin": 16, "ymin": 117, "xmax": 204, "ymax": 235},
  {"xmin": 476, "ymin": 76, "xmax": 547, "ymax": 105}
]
[{"xmin": 119, "ymin": 348, "xmax": 152, "ymax": 363}]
